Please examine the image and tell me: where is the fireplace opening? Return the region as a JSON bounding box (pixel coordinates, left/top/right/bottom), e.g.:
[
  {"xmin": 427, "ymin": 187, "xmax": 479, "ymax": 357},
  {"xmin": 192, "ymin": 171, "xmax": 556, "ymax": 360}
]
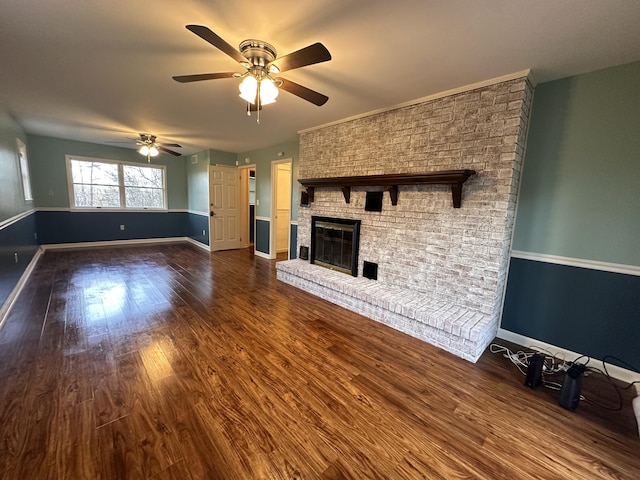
[{"xmin": 311, "ymin": 216, "xmax": 360, "ymax": 276}]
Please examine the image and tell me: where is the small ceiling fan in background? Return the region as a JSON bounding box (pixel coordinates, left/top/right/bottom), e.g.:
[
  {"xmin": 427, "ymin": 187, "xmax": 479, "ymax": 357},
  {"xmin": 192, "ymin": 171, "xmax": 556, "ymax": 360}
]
[
  {"xmin": 108, "ymin": 134, "xmax": 182, "ymax": 162},
  {"xmin": 173, "ymin": 25, "xmax": 332, "ymax": 122}
]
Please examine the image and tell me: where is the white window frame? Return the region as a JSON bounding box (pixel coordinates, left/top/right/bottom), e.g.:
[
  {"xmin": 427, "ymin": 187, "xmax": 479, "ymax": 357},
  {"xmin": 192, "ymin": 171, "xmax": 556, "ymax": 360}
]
[
  {"xmin": 65, "ymin": 155, "xmax": 168, "ymax": 211},
  {"xmin": 16, "ymin": 138, "xmax": 33, "ymax": 201}
]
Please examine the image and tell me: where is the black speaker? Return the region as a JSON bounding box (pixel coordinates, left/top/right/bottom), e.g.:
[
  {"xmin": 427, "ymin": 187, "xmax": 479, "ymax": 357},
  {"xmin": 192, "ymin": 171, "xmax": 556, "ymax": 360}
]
[{"xmin": 559, "ymin": 364, "xmax": 585, "ymax": 410}]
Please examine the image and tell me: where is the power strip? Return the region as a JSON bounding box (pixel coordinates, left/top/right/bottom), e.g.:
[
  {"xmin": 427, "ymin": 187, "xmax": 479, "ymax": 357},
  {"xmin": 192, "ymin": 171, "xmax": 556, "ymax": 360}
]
[{"xmin": 524, "ymin": 353, "xmax": 544, "ymax": 389}]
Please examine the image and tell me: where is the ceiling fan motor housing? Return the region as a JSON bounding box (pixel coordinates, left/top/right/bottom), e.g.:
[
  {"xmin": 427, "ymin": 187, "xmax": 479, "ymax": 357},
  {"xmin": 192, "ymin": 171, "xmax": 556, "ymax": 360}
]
[{"xmin": 239, "ymin": 40, "xmax": 277, "ymax": 68}]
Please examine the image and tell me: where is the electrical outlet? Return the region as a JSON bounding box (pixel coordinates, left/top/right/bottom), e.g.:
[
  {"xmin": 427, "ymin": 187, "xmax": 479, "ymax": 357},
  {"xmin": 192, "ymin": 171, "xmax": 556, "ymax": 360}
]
[
  {"xmin": 202, "ymin": 230, "xmax": 206, "ymax": 235},
  {"xmin": 14, "ymin": 253, "xmax": 18, "ymax": 263},
  {"xmin": 120, "ymin": 224, "xmax": 125, "ymax": 231}
]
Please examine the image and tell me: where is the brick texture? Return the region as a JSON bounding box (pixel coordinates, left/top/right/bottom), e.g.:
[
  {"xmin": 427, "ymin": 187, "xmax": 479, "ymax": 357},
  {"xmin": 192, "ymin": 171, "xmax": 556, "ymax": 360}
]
[{"xmin": 284, "ymin": 76, "xmax": 533, "ymax": 360}]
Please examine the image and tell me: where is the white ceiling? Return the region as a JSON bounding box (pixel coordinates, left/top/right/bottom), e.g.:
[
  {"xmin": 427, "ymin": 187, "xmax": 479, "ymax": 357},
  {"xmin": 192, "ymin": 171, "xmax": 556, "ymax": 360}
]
[{"xmin": 2, "ymin": 0, "xmax": 640, "ymax": 155}]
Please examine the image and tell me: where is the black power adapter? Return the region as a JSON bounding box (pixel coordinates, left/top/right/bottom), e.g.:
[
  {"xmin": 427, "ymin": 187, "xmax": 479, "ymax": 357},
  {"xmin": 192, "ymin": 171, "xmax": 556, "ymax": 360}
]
[
  {"xmin": 559, "ymin": 363, "xmax": 586, "ymax": 410},
  {"xmin": 525, "ymin": 354, "xmax": 544, "ymax": 389}
]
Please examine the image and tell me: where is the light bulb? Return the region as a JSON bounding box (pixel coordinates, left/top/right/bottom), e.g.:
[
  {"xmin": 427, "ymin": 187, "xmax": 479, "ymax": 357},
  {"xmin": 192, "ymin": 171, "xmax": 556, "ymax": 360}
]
[
  {"xmin": 259, "ymin": 78, "xmax": 279, "ymax": 105},
  {"xmin": 139, "ymin": 145, "xmax": 150, "ymax": 156},
  {"xmin": 149, "ymin": 146, "xmax": 159, "ymax": 157},
  {"xmin": 239, "ymin": 75, "xmax": 258, "ymax": 104}
]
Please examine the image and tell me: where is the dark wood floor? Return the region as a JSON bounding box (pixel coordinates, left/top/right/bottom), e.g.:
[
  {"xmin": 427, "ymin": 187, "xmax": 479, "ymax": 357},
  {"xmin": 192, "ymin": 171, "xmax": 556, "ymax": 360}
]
[{"xmin": 0, "ymin": 243, "xmax": 638, "ymax": 479}]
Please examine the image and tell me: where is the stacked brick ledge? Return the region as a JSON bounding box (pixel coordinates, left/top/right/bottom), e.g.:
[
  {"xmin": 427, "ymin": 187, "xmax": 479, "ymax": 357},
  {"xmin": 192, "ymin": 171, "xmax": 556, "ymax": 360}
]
[{"xmin": 276, "ymin": 259, "xmax": 498, "ymax": 362}]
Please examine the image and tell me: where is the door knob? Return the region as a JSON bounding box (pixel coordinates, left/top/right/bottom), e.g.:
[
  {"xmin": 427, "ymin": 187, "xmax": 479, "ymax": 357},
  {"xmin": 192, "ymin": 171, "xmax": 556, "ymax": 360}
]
[{"xmin": 210, "ymin": 211, "xmax": 215, "ymax": 216}]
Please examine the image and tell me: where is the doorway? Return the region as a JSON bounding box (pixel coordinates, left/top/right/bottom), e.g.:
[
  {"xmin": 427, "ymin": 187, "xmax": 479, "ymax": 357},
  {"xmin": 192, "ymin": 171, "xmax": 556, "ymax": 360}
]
[
  {"xmin": 239, "ymin": 165, "xmax": 256, "ymax": 249},
  {"xmin": 270, "ymin": 159, "xmax": 292, "ymax": 259}
]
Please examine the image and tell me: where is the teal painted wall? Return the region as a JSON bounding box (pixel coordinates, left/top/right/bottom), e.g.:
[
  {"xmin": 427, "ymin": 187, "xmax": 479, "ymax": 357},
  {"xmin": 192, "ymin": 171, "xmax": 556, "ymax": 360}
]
[
  {"xmin": 209, "ymin": 149, "xmax": 237, "ymax": 167},
  {"xmin": 187, "ymin": 149, "xmax": 210, "ymax": 214},
  {"xmin": 512, "ymin": 61, "xmax": 640, "ymax": 266},
  {"xmin": 0, "ymin": 109, "xmax": 39, "ymax": 309},
  {"xmin": 236, "ymin": 139, "xmax": 299, "ymax": 219},
  {"xmin": 504, "ymin": 61, "xmax": 640, "ymax": 367},
  {"xmin": 0, "ymin": 110, "xmax": 32, "ymax": 221},
  {"xmin": 236, "ymin": 139, "xmax": 299, "ymax": 256},
  {"xmin": 27, "ymin": 134, "xmax": 188, "ymax": 210}
]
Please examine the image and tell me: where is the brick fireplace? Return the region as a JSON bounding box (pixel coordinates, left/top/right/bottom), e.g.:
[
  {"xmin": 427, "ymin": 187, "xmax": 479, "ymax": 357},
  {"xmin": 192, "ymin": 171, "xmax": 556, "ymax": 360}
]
[{"xmin": 277, "ymin": 73, "xmax": 534, "ymax": 362}]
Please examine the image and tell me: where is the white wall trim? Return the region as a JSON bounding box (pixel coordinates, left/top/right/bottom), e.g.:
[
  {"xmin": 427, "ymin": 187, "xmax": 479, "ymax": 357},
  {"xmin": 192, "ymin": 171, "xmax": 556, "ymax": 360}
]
[
  {"xmin": 497, "ymin": 328, "xmax": 640, "ymax": 385},
  {"xmin": 37, "ymin": 207, "xmax": 70, "ymax": 212},
  {"xmin": 184, "ymin": 237, "xmax": 211, "ymax": 252},
  {"xmin": 186, "ymin": 209, "xmax": 209, "ymax": 217},
  {"xmin": 0, "ymin": 209, "xmax": 36, "ymax": 230},
  {"xmin": 36, "ymin": 207, "xmax": 190, "ymax": 214},
  {"xmin": 253, "ymin": 250, "xmax": 271, "ymax": 260},
  {"xmin": 255, "ymin": 216, "xmax": 270, "ymax": 222},
  {"xmin": 0, "ymin": 246, "xmax": 44, "ymax": 330},
  {"xmin": 511, "ymin": 250, "xmax": 640, "ymax": 277},
  {"xmin": 299, "ymin": 69, "xmax": 533, "ymax": 134},
  {"xmin": 291, "ymin": 220, "xmax": 298, "ymax": 226}
]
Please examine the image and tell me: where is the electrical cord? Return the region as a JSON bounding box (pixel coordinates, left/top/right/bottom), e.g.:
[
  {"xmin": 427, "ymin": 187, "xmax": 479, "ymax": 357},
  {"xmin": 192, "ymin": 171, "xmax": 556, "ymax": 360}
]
[
  {"xmin": 489, "ymin": 343, "xmax": 568, "ymax": 391},
  {"xmin": 602, "ymin": 355, "xmax": 640, "ymax": 390},
  {"xmin": 489, "ymin": 343, "xmax": 639, "ymax": 411},
  {"xmin": 580, "ymin": 364, "xmax": 623, "ymax": 411}
]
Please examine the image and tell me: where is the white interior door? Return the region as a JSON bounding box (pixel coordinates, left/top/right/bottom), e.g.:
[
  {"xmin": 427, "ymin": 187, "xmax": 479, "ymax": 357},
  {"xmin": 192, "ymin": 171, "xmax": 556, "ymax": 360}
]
[
  {"xmin": 209, "ymin": 165, "xmax": 241, "ymax": 252},
  {"xmin": 276, "ymin": 163, "xmax": 291, "ymax": 253}
]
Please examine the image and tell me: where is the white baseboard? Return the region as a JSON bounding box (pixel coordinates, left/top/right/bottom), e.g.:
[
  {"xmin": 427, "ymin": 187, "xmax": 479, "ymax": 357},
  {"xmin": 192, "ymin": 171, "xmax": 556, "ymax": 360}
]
[
  {"xmin": 497, "ymin": 328, "xmax": 640, "ymax": 385},
  {"xmin": 183, "ymin": 237, "xmax": 211, "ymax": 252},
  {"xmin": 254, "ymin": 250, "xmax": 272, "ymax": 260},
  {"xmin": 0, "ymin": 246, "xmax": 44, "ymax": 330}
]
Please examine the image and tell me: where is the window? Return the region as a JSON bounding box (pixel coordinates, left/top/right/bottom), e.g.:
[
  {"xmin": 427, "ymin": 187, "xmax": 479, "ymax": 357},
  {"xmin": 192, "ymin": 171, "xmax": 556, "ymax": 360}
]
[
  {"xmin": 16, "ymin": 138, "xmax": 33, "ymax": 201},
  {"xmin": 67, "ymin": 156, "xmax": 166, "ymax": 210}
]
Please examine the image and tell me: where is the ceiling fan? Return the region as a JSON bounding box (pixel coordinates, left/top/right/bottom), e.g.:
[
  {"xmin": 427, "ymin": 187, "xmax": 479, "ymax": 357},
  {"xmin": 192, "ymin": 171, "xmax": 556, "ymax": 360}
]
[
  {"xmin": 108, "ymin": 134, "xmax": 182, "ymax": 162},
  {"xmin": 173, "ymin": 25, "xmax": 331, "ymax": 120}
]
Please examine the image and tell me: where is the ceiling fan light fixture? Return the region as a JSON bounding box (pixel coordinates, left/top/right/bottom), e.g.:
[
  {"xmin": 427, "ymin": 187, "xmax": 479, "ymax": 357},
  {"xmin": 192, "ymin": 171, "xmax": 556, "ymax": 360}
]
[
  {"xmin": 239, "ymin": 75, "xmax": 258, "ymax": 104},
  {"xmin": 149, "ymin": 146, "xmax": 159, "ymax": 157},
  {"xmin": 239, "ymin": 75, "xmax": 279, "ymax": 106},
  {"xmin": 260, "ymin": 77, "xmax": 279, "ymax": 105},
  {"xmin": 139, "ymin": 145, "xmax": 150, "ymax": 156},
  {"xmin": 175, "ymin": 26, "xmax": 331, "ymax": 117}
]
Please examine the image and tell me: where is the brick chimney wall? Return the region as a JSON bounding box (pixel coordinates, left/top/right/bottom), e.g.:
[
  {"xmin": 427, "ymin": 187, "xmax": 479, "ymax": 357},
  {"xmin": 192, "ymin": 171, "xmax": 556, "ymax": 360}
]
[{"xmin": 296, "ymin": 75, "xmax": 533, "ymax": 320}]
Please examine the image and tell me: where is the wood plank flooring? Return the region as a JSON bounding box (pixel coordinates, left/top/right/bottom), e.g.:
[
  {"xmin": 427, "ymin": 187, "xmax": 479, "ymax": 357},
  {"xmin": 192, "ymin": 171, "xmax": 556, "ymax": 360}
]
[{"xmin": 0, "ymin": 243, "xmax": 638, "ymax": 479}]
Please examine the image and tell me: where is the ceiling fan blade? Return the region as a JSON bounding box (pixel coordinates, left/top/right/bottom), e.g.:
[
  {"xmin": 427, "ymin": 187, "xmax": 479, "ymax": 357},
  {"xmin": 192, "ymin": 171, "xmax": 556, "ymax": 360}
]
[
  {"xmin": 270, "ymin": 43, "xmax": 331, "ymax": 73},
  {"xmin": 185, "ymin": 25, "xmax": 248, "ymax": 65},
  {"xmin": 160, "ymin": 143, "xmax": 182, "ymax": 148},
  {"xmin": 173, "ymin": 72, "xmax": 236, "ymax": 83},
  {"xmin": 276, "ymin": 78, "xmax": 329, "ymax": 106},
  {"xmin": 158, "ymin": 146, "xmax": 182, "ymax": 157}
]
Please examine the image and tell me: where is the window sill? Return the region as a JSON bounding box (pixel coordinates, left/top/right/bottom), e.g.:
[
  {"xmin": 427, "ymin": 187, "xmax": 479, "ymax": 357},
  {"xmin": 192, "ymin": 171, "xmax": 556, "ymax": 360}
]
[{"xmin": 69, "ymin": 208, "xmax": 170, "ymax": 213}]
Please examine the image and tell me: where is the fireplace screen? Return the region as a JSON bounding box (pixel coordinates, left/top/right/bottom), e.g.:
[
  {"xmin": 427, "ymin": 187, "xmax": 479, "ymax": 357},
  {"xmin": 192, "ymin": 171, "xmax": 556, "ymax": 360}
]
[{"xmin": 311, "ymin": 216, "xmax": 361, "ymax": 276}]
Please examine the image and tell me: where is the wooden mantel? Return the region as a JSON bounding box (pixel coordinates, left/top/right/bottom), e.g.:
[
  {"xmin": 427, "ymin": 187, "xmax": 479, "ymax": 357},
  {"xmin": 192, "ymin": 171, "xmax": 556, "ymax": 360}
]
[{"xmin": 298, "ymin": 170, "xmax": 476, "ymax": 208}]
